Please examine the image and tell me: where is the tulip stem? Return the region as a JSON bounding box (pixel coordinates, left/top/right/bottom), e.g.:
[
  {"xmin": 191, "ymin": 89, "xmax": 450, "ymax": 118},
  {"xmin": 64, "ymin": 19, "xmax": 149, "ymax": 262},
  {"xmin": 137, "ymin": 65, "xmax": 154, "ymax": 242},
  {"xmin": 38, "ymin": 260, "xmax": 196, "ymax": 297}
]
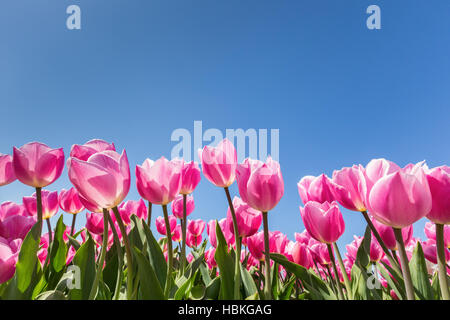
[
  {"xmin": 70, "ymin": 213, "xmax": 77, "ymax": 236},
  {"xmin": 435, "ymin": 224, "xmax": 450, "ymax": 300},
  {"xmin": 393, "ymin": 228, "xmax": 415, "ymax": 300},
  {"xmin": 35, "ymin": 187, "xmax": 43, "ymax": 233},
  {"xmin": 112, "ymin": 206, "xmax": 134, "ymax": 300},
  {"xmin": 89, "ymin": 209, "xmax": 110, "ymax": 300},
  {"xmin": 46, "ymin": 218, "xmax": 53, "ymax": 251},
  {"xmin": 224, "ymin": 187, "xmax": 242, "ymax": 300},
  {"xmin": 106, "ymin": 212, "xmax": 123, "ymax": 300},
  {"xmin": 361, "ymin": 211, "xmax": 402, "ymax": 275},
  {"xmin": 162, "ymin": 204, "xmax": 173, "ymax": 297},
  {"xmin": 181, "ymin": 194, "xmax": 188, "ymax": 273},
  {"xmin": 147, "ymin": 201, "xmax": 152, "ymax": 227},
  {"xmin": 262, "ymin": 211, "xmax": 272, "ymax": 300},
  {"xmin": 332, "ymin": 242, "xmax": 352, "ymax": 300},
  {"xmin": 326, "ymin": 243, "xmax": 345, "ymax": 300}
]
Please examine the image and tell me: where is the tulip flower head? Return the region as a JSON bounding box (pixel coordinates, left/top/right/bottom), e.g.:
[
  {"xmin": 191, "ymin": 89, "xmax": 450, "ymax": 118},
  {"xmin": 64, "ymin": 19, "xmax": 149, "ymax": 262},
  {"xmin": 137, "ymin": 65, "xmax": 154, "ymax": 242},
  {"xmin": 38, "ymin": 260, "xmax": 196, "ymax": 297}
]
[
  {"xmin": 368, "ymin": 162, "xmax": 432, "ymax": 228},
  {"xmin": 236, "ymin": 157, "xmax": 284, "ymax": 213},
  {"xmin": 297, "ymin": 174, "xmax": 335, "ymax": 205},
  {"xmin": 425, "ymin": 166, "xmax": 450, "ymax": 224},
  {"xmin": 0, "ymin": 154, "xmax": 16, "ymax": 186},
  {"xmin": 70, "ymin": 139, "xmax": 116, "ymax": 161},
  {"xmin": 23, "ymin": 190, "xmax": 59, "ymax": 220},
  {"xmin": 226, "ymin": 196, "xmax": 262, "ymax": 238},
  {"xmin": 136, "ymin": 157, "xmax": 182, "ymax": 205},
  {"xmin": 68, "ymin": 149, "xmax": 130, "ymax": 210},
  {"xmin": 58, "ymin": 188, "xmax": 84, "ymax": 214},
  {"xmin": 300, "ymin": 201, "xmax": 345, "ymax": 244},
  {"xmin": 199, "ymin": 139, "xmax": 237, "ymax": 188},
  {"xmin": 13, "ymin": 142, "xmax": 65, "ymax": 188},
  {"xmin": 171, "ymin": 194, "xmax": 195, "ymax": 219}
]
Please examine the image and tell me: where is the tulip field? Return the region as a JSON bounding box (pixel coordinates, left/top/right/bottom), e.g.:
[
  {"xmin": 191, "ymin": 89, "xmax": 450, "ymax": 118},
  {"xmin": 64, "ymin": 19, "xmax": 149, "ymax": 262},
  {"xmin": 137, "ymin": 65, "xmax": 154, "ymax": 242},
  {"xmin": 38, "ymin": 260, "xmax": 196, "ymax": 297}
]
[{"xmin": 0, "ymin": 138, "xmax": 449, "ymax": 301}]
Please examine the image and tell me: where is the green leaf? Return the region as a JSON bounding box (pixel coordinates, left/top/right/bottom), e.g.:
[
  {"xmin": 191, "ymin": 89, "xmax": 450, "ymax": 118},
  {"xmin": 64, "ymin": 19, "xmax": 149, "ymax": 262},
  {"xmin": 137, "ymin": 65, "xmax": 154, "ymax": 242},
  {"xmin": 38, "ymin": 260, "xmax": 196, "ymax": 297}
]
[
  {"xmin": 355, "ymin": 226, "xmax": 371, "ymax": 269},
  {"xmin": 35, "ymin": 290, "xmax": 67, "ymax": 300},
  {"xmin": 66, "ymin": 234, "xmax": 81, "ymax": 251},
  {"xmin": 15, "ymin": 221, "xmax": 42, "ymax": 293},
  {"xmin": 174, "ymin": 275, "xmax": 194, "ymax": 300},
  {"xmin": 240, "ymin": 263, "xmax": 258, "ymax": 299},
  {"xmin": 204, "ymin": 277, "xmax": 221, "ymax": 300},
  {"xmin": 189, "ymin": 285, "xmax": 206, "ymax": 300},
  {"xmin": 132, "ymin": 247, "xmax": 165, "ymax": 300},
  {"xmin": 279, "ymin": 275, "xmax": 296, "ymax": 300},
  {"xmin": 68, "ymin": 233, "xmax": 96, "ymax": 300},
  {"xmin": 142, "ymin": 220, "xmax": 167, "ymax": 289},
  {"xmin": 269, "ymin": 253, "xmax": 336, "ymax": 300},
  {"xmin": 409, "ymin": 242, "xmax": 434, "ymax": 300},
  {"xmin": 378, "ymin": 260, "xmax": 405, "ymax": 299},
  {"xmin": 214, "ymin": 220, "xmax": 235, "ymax": 300},
  {"xmin": 49, "ymin": 216, "xmax": 68, "ymax": 274}
]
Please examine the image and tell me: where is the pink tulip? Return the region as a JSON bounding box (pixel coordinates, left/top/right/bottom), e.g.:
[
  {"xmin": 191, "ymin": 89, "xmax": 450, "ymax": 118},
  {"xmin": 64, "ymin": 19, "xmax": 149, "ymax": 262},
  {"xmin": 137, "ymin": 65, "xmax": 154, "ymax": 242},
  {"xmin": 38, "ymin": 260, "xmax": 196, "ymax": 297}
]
[
  {"xmin": 368, "ymin": 163, "xmax": 432, "ymax": 228},
  {"xmin": 226, "ymin": 196, "xmax": 262, "ymax": 238},
  {"xmin": 424, "ymin": 221, "xmax": 450, "ymax": 248},
  {"xmin": 236, "ymin": 157, "xmax": 284, "ymax": 213},
  {"xmin": 331, "ymin": 165, "xmax": 366, "ymax": 212},
  {"xmin": 294, "ymin": 230, "xmax": 311, "ymax": 245},
  {"xmin": 86, "ymin": 212, "xmax": 105, "ymax": 235},
  {"xmin": 310, "ymin": 243, "xmax": 331, "ymax": 265},
  {"xmin": 291, "ymin": 241, "xmax": 313, "ymax": 269},
  {"xmin": 58, "ymin": 188, "xmax": 84, "ymax": 214},
  {"xmin": 171, "ymin": 194, "xmax": 195, "ymax": 219},
  {"xmin": 297, "ymin": 174, "xmax": 335, "ymax": 205},
  {"xmin": 187, "ymin": 219, "xmax": 205, "ymax": 237},
  {"xmin": 177, "ymin": 160, "xmax": 201, "ymax": 195},
  {"xmin": 12, "ymin": 142, "xmax": 64, "ymax": 188},
  {"xmin": 172, "ymin": 224, "xmax": 182, "ymax": 242},
  {"xmin": 23, "ymin": 190, "xmax": 59, "ymax": 220},
  {"xmin": 0, "ymin": 201, "xmax": 30, "ymax": 220},
  {"xmin": 186, "ymin": 231, "xmax": 202, "ymax": 248},
  {"xmin": 199, "ymin": 139, "xmax": 237, "ymax": 188},
  {"xmin": 136, "ymin": 157, "xmax": 182, "ymax": 205},
  {"xmin": 118, "ymin": 199, "xmax": 148, "ymax": 224},
  {"xmin": 0, "ymin": 215, "xmax": 35, "ymax": 241},
  {"xmin": 246, "ymin": 231, "xmax": 265, "ymax": 261},
  {"xmin": 246, "ymin": 230, "xmax": 287, "ymax": 261},
  {"xmin": 0, "ymin": 237, "xmax": 20, "ymax": 284},
  {"xmin": 155, "ymin": 215, "xmax": 177, "ymax": 236},
  {"xmin": 68, "ymin": 150, "xmax": 130, "ymax": 210},
  {"xmin": 422, "ymin": 240, "xmax": 450, "ymax": 264},
  {"xmin": 300, "ymin": 201, "xmax": 345, "ymax": 244},
  {"xmin": 70, "ymin": 139, "xmax": 116, "ymax": 161},
  {"xmin": 78, "ymin": 194, "xmax": 103, "ymax": 213},
  {"xmin": 370, "ymin": 217, "xmax": 413, "ymax": 250},
  {"xmin": 425, "ymin": 166, "xmax": 450, "ymax": 224},
  {"xmin": 187, "ymin": 252, "xmax": 194, "ymax": 263},
  {"xmin": 205, "ymin": 247, "xmax": 217, "ymax": 269},
  {"xmin": 0, "ymin": 153, "xmax": 16, "ymax": 186}
]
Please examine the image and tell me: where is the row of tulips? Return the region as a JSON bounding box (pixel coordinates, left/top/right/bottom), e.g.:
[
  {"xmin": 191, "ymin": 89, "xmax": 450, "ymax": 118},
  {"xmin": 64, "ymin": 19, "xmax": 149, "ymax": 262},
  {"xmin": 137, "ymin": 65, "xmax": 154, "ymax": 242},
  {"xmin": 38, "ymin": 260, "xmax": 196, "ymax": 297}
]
[{"xmin": 0, "ymin": 139, "xmax": 448, "ymax": 300}]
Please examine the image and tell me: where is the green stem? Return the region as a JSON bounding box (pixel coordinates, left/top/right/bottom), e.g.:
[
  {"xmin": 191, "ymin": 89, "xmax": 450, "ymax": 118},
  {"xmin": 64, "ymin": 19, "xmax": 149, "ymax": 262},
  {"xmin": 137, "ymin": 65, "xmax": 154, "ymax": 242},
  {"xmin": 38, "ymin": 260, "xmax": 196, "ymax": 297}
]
[
  {"xmin": 224, "ymin": 187, "xmax": 241, "ymax": 300},
  {"xmin": 46, "ymin": 218, "xmax": 53, "ymax": 252},
  {"xmin": 106, "ymin": 211, "xmax": 123, "ymax": 300},
  {"xmin": 361, "ymin": 211, "xmax": 402, "ymax": 275},
  {"xmin": 162, "ymin": 204, "xmax": 173, "ymax": 297},
  {"xmin": 35, "ymin": 187, "xmax": 43, "ymax": 234},
  {"xmin": 332, "ymin": 242, "xmax": 352, "ymax": 300},
  {"xmin": 89, "ymin": 209, "xmax": 109, "ymax": 300},
  {"xmin": 262, "ymin": 211, "xmax": 272, "ymax": 300},
  {"xmin": 326, "ymin": 243, "xmax": 345, "ymax": 300},
  {"xmin": 393, "ymin": 227, "xmax": 415, "ymax": 300},
  {"xmin": 147, "ymin": 201, "xmax": 152, "ymax": 227},
  {"xmin": 181, "ymin": 194, "xmax": 187, "ymax": 273},
  {"xmin": 435, "ymin": 223, "xmax": 450, "ymax": 300},
  {"xmin": 112, "ymin": 206, "xmax": 134, "ymax": 300},
  {"xmin": 70, "ymin": 213, "xmax": 77, "ymax": 236}
]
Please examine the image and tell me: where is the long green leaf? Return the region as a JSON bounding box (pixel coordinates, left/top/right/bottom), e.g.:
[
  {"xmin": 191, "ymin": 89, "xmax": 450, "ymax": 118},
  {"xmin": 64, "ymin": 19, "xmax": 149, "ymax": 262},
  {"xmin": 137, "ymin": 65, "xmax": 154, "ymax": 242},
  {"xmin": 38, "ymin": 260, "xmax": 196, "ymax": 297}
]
[
  {"xmin": 214, "ymin": 220, "xmax": 235, "ymax": 300},
  {"xmin": 409, "ymin": 242, "xmax": 434, "ymax": 300},
  {"xmin": 132, "ymin": 247, "xmax": 165, "ymax": 300}
]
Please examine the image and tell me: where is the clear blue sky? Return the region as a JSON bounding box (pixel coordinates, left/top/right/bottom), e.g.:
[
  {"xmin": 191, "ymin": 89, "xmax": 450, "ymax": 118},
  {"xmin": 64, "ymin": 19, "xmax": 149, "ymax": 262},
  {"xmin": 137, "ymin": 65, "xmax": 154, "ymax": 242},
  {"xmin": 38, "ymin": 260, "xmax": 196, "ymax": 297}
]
[{"xmin": 1, "ymin": 1, "xmax": 449, "ymax": 250}]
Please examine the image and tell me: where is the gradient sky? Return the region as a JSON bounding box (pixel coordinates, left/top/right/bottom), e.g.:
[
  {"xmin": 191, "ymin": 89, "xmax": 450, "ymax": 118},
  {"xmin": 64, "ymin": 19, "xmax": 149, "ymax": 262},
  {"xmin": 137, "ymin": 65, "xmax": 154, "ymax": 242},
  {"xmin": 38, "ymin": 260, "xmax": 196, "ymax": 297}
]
[{"xmin": 1, "ymin": 1, "xmax": 449, "ymax": 251}]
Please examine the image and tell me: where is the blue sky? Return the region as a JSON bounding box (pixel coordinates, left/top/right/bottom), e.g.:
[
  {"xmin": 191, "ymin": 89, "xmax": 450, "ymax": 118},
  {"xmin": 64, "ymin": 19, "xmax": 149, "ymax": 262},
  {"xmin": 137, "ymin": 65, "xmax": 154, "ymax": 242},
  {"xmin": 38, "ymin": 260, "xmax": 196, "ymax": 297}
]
[{"xmin": 1, "ymin": 1, "xmax": 449, "ymax": 250}]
